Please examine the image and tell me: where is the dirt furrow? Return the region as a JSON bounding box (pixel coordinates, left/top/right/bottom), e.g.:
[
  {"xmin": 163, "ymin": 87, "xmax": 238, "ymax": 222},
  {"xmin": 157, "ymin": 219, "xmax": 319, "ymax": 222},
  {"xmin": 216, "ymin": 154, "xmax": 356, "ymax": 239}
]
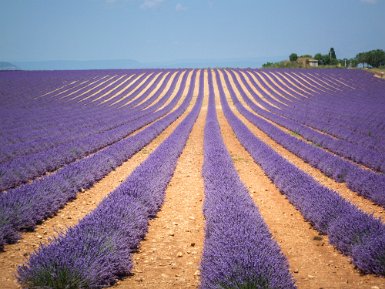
[
  {"xmin": 273, "ymin": 71, "xmax": 312, "ymax": 97},
  {"xmin": 245, "ymin": 70, "xmax": 294, "ymax": 104},
  {"xmin": 0, "ymin": 85, "xmax": 197, "ymax": 289},
  {"xmin": 112, "ymin": 70, "xmax": 206, "ymax": 289},
  {"xmin": 156, "ymin": 70, "xmax": 191, "ymax": 112},
  {"xmin": 99, "ymin": 72, "xmax": 165, "ymax": 105},
  {"xmin": 259, "ymin": 70, "xmax": 300, "ymax": 98},
  {"xmin": 296, "ymin": 72, "xmax": 340, "ymax": 91},
  {"xmin": 73, "ymin": 74, "xmax": 127, "ymax": 101},
  {"xmin": 37, "ymin": 79, "xmax": 81, "ymax": 99},
  {"xmin": 223, "ymin": 70, "xmax": 385, "ymax": 221},
  {"xmin": 97, "ymin": 73, "xmax": 148, "ymax": 104},
  {"xmin": 88, "ymin": 73, "xmax": 139, "ymax": 103},
  {"xmin": 121, "ymin": 71, "xmax": 180, "ymax": 108},
  {"xmin": 59, "ymin": 75, "xmax": 114, "ymax": 99},
  {"xmin": 46, "ymin": 76, "xmax": 101, "ymax": 99},
  {"xmin": 233, "ymin": 70, "xmax": 382, "ymax": 173},
  {"xmin": 112, "ymin": 72, "xmax": 157, "ymax": 106},
  {"xmin": 242, "ymin": 71, "xmax": 350, "ymax": 143},
  {"xmin": 290, "ymin": 72, "xmax": 328, "ymax": 93},
  {"xmin": 264, "ymin": 71, "xmax": 308, "ymax": 98},
  {"xmin": 213, "ymin": 72, "xmax": 385, "ymax": 289}
]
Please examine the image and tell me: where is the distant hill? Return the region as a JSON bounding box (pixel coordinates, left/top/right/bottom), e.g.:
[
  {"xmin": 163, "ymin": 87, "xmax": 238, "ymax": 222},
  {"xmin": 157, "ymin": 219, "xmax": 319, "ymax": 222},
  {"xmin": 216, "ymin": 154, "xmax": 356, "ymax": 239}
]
[
  {"xmin": 146, "ymin": 56, "xmax": 284, "ymax": 69},
  {"xmin": 6, "ymin": 56, "xmax": 284, "ymax": 70},
  {"xmin": 0, "ymin": 61, "xmax": 19, "ymax": 70},
  {"xmin": 13, "ymin": 59, "xmax": 141, "ymax": 70}
]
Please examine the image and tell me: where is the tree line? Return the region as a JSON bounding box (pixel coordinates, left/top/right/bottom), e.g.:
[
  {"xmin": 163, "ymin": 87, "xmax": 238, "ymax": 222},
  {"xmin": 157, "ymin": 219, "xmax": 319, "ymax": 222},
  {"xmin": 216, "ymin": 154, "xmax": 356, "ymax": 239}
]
[
  {"xmin": 354, "ymin": 50, "xmax": 385, "ymax": 68},
  {"xmin": 288, "ymin": 48, "xmax": 385, "ymax": 68}
]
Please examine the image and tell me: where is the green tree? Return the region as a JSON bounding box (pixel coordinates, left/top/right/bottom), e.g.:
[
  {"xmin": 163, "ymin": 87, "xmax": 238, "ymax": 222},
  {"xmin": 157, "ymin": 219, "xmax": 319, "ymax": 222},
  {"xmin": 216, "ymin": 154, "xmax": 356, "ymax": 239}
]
[
  {"xmin": 328, "ymin": 48, "xmax": 337, "ymax": 65},
  {"xmin": 356, "ymin": 52, "xmax": 368, "ymax": 67},
  {"xmin": 314, "ymin": 53, "xmax": 323, "ymax": 64},
  {"xmin": 289, "ymin": 53, "xmax": 298, "ymax": 62},
  {"xmin": 329, "ymin": 48, "xmax": 337, "ymax": 60},
  {"xmin": 349, "ymin": 58, "xmax": 358, "ymax": 68},
  {"xmin": 367, "ymin": 49, "xmax": 385, "ymax": 68},
  {"xmin": 321, "ymin": 54, "xmax": 330, "ymax": 65},
  {"xmin": 262, "ymin": 62, "xmax": 274, "ymax": 68},
  {"xmin": 356, "ymin": 50, "xmax": 385, "ymax": 68}
]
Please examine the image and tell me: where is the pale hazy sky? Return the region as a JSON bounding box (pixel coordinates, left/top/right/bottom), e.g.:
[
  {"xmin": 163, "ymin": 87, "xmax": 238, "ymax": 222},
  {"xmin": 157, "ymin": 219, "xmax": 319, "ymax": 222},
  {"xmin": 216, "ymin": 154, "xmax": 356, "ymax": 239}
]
[{"xmin": 1, "ymin": 0, "xmax": 384, "ymax": 64}]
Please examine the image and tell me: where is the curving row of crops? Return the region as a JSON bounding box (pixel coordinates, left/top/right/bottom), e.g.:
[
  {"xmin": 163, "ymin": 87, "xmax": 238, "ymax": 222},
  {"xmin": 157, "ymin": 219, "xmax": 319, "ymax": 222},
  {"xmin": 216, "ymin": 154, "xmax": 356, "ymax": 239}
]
[{"xmin": 0, "ymin": 68, "xmax": 384, "ymax": 288}]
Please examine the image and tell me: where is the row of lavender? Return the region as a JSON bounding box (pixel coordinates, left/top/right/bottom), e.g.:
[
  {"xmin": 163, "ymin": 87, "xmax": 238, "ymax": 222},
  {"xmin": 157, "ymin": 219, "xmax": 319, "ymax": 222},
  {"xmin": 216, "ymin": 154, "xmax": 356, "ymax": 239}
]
[
  {"xmin": 1, "ymin": 68, "xmax": 384, "ymax": 288},
  {"xmin": 215, "ymin": 69, "xmax": 385, "ymax": 275},
  {"xmin": 17, "ymin": 70, "xmax": 204, "ymax": 289},
  {"xmin": 1, "ymin": 71, "xmax": 127, "ymax": 131},
  {"xmin": 0, "ymin": 70, "xmax": 193, "ymax": 249},
  {"xmin": 0, "ymin": 71, "xmax": 171, "ymax": 163},
  {"xmin": 0, "ymin": 72, "xmax": 141, "ymax": 149},
  {"xmin": 200, "ymin": 70, "xmax": 295, "ymax": 288},
  {"xmin": 0, "ymin": 70, "xmax": 185, "ymax": 191},
  {"xmin": 243, "ymin": 68, "xmax": 385, "ymax": 147},
  {"xmin": 16, "ymin": 70, "xmax": 299, "ymax": 289},
  {"xmin": 0, "ymin": 71, "xmax": 173, "ymax": 146},
  {"xmin": 224, "ymin": 70, "xmax": 385, "ymax": 207},
  {"xmin": 250, "ymin": 69, "xmax": 385, "ymax": 151},
  {"xmin": 0, "ymin": 70, "xmax": 173, "ymax": 148},
  {"xmin": 235, "ymin": 69, "xmax": 385, "ymax": 173}
]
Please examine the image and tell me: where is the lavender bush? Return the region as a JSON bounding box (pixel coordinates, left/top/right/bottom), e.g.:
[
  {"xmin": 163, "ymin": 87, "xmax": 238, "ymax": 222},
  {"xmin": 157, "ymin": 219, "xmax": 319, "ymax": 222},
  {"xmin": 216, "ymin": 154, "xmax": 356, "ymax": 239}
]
[
  {"xmin": 17, "ymin": 69, "xmax": 204, "ymax": 289},
  {"xmin": 215, "ymin": 69, "xmax": 385, "ymax": 276},
  {"xmin": 0, "ymin": 71, "xmax": 186, "ymax": 191},
  {"xmin": 223, "ymin": 70, "xmax": 385, "ymax": 208},
  {"xmin": 200, "ymin": 70, "xmax": 296, "ymax": 289},
  {"xmin": 0, "ymin": 70, "xmax": 195, "ymax": 249}
]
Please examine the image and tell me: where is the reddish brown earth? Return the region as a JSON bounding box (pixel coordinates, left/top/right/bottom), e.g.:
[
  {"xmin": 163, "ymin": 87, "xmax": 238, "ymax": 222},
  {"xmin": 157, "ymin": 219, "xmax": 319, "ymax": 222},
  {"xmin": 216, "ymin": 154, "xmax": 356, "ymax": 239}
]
[
  {"xmin": 0, "ymin": 71, "xmax": 194, "ymax": 289},
  {"xmin": 223, "ymin": 70, "xmax": 385, "ymax": 222},
  {"xmin": 1, "ymin": 69, "xmax": 384, "ymax": 289},
  {"xmin": 113, "ymin": 70, "xmax": 207, "ymax": 289},
  {"xmin": 214, "ymin": 70, "xmax": 385, "ymax": 289}
]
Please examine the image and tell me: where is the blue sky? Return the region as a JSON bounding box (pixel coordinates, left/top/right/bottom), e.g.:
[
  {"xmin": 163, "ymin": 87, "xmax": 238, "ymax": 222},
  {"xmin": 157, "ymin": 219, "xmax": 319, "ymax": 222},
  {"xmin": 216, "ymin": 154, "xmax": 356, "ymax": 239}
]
[{"xmin": 0, "ymin": 0, "xmax": 384, "ymax": 66}]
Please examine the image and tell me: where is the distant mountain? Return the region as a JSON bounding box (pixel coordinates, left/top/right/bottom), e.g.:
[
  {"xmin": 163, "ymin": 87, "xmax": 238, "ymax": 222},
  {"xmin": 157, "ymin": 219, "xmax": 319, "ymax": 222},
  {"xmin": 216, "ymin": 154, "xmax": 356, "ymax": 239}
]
[
  {"xmin": 152, "ymin": 56, "xmax": 284, "ymax": 69},
  {"xmin": 0, "ymin": 61, "xmax": 19, "ymax": 71},
  {"xmin": 13, "ymin": 59, "xmax": 141, "ymax": 70},
  {"xmin": 7, "ymin": 56, "xmax": 285, "ymax": 70}
]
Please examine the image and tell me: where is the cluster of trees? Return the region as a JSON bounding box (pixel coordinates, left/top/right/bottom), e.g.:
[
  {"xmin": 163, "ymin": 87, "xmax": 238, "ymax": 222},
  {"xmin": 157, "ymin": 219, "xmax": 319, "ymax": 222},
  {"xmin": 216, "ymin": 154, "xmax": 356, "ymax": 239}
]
[
  {"xmin": 355, "ymin": 50, "xmax": 385, "ymax": 68},
  {"xmin": 289, "ymin": 48, "xmax": 338, "ymax": 65},
  {"xmin": 286, "ymin": 48, "xmax": 338, "ymax": 66},
  {"xmin": 262, "ymin": 61, "xmax": 299, "ymax": 68},
  {"xmin": 314, "ymin": 48, "xmax": 338, "ymax": 65},
  {"xmin": 287, "ymin": 48, "xmax": 385, "ymax": 68},
  {"xmin": 263, "ymin": 48, "xmax": 385, "ymax": 69},
  {"xmin": 289, "ymin": 53, "xmax": 298, "ymax": 62},
  {"xmin": 310, "ymin": 48, "xmax": 385, "ymax": 68}
]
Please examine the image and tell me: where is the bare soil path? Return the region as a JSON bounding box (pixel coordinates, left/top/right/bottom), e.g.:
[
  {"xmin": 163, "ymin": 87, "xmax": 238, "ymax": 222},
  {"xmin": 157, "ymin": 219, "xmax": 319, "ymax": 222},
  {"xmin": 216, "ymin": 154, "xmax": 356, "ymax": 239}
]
[
  {"xmin": 213, "ymin": 71, "xmax": 385, "ymax": 289},
  {"xmin": 113, "ymin": 70, "xmax": 206, "ymax": 289},
  {"xmin": 0, "ymin": 82, "xmax": 195, "ymax": 289},
  {"xmin": 223, "ymin": 70, "xmax": 385, "ymax": 222},
  {"xmin": 2, "ymin": 69, "xmax": 384, "ymax": 289}
]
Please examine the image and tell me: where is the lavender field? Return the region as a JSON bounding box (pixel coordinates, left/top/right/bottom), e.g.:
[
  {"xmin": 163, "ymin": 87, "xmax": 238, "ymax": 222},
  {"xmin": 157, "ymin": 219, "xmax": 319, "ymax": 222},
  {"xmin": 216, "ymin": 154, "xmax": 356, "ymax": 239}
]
[{"xmin": 1, "ymin": 68, "xmax": 385, "ymax": 289}]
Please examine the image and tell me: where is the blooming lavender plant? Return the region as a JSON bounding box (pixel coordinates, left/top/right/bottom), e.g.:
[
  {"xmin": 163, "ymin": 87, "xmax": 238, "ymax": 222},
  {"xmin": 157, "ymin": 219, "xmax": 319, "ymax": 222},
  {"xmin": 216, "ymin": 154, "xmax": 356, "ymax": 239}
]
[
  {"xmin": 222, "ymin": 70, "xmax": 385, "ymax": 208},
  {"xmin": 255, "ymin": 69, "xmax": 385, "ymax": 152},
  {"xmin": 0, "ymin": 70, "xmax": 195, "ymax": 249},
  {"xmin": 200, "ymin": 70, "xmax": 296, "ymax": 289},
  {"xmin": 215, "ymin": 68, "xmax": 385, "ymax": 276},
  {"xmin": 17, "ymin": 69, "xmax": 204, "ymax": 289},
  {"xmin": 0, "ymin": 71, "xmax": 186, "ymax": 191}
]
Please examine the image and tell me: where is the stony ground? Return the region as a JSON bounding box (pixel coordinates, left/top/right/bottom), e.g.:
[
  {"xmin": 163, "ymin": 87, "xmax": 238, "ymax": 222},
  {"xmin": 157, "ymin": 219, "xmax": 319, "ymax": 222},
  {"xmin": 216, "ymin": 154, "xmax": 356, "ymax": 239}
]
[{"xmin": 1, "ymin": 69, "xmax": 384, "ymax": 289}]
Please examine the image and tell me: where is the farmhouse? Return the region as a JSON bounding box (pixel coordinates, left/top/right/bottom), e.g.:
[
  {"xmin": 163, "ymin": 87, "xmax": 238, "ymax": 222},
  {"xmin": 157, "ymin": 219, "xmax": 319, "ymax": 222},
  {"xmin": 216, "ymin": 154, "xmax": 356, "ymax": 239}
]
[
  {"xmin": 297, "ymin": 57, "xmax": 319, "ymax": 68},
  {"xmin": 307, "ymin": 58, "xmax": 319, "ymax": 67}
]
